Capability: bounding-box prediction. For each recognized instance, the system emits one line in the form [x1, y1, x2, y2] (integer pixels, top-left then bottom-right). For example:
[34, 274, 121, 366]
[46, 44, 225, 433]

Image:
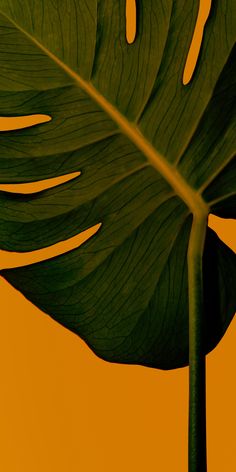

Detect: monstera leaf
[0, 1, 235, 370]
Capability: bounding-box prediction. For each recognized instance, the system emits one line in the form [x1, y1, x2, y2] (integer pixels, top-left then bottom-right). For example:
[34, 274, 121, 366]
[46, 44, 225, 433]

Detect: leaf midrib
[0, 10, 209, 217]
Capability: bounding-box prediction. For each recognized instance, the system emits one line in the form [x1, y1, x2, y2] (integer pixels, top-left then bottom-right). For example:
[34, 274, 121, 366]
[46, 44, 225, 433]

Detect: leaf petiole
[188, 212, 208, 471]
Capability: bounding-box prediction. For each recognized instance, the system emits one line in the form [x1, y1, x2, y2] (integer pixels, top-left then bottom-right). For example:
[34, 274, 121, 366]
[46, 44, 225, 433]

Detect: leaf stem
[188, 212, 208, 472]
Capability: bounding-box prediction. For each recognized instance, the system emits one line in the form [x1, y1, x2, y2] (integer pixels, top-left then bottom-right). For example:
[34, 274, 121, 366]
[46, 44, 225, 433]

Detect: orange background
[0, 2, 235, 471]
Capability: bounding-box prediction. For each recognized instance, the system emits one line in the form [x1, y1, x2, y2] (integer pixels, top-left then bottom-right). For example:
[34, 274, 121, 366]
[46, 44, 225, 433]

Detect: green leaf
[0, 1, 235, 369]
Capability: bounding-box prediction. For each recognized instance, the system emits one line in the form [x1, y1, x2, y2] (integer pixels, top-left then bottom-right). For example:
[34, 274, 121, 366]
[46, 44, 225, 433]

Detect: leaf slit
[126, 0, 137, 44]
[0, 114, 51, 131]
[0, 223, 102, 270]
[183, 0, 212, 85]
[0, 172, 81, 194]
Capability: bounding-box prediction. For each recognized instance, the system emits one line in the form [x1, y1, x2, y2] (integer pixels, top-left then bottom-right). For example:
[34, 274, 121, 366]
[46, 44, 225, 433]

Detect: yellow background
[0, 1, 235, 471]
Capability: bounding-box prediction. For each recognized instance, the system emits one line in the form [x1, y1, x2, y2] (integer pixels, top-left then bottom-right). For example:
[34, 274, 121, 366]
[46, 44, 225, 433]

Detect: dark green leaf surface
[0, 1, 235, 369]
